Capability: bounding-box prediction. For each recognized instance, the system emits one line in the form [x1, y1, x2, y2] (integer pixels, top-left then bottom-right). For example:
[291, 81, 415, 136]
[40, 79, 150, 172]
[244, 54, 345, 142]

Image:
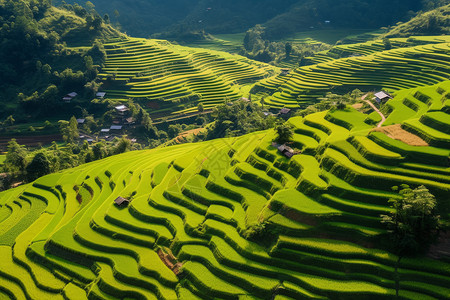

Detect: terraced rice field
[1, 80, 449, 299]
[255, 36, 450, 109]
[99, 37, 276, 117]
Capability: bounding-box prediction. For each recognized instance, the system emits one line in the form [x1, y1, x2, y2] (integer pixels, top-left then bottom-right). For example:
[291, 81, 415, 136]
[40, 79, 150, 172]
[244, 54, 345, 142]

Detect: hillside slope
[253, 36, 450, 109]
[0, 0, 122, 119]
[0, 80, 449, 299]
[59, 0, 426, 38]
[99, 37, 276, 118]
[385, 4, 450, 37]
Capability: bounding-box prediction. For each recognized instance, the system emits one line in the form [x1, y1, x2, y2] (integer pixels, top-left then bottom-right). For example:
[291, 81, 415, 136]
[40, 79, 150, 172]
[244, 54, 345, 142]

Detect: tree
[4, 139, 28, 175]
[85, 1, 95, 13]
[84, 55, 94, 70]
[197, 103, 204, 112]
[275, 122, 294, 144]
[26, 152, 51, 182]
[168, 124, 182, 139]
[381, 184, 441, 256]
[285, 42, 292, 58]
[335, 101, 346, 110]
[113, 9, 120, 19]
[3, 115, 15, 126]
[59, 116, 79, 143]
[113, 137, 131, 154]
[92, 141, 107, 160]
[383, 38, 392, 50]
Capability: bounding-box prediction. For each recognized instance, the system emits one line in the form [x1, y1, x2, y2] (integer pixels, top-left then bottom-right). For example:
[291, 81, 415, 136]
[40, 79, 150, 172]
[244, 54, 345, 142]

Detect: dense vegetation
[1, 1, 450, 299]
[58, 0, 437, 39]
[385, 3, 450, 37]
[0, 78, 449, 298]
[0, 0, 121, 120]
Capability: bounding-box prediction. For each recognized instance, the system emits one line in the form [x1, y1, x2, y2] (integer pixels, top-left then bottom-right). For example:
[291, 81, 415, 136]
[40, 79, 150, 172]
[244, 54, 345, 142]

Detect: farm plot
[255, 41, 450, 109]
[99, 38, 276, 117]
[2, 81, 450, 299]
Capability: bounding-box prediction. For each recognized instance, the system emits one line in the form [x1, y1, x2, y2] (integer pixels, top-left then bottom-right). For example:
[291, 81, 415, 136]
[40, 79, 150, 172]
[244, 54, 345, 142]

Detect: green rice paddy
[256, 36, 450, 109]
[1, 73, 450, 298]
[99, 37, 276, 118]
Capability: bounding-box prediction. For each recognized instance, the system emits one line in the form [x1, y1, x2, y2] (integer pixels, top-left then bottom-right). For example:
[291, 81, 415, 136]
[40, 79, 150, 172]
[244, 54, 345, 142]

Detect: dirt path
[362, 94, 386, 128]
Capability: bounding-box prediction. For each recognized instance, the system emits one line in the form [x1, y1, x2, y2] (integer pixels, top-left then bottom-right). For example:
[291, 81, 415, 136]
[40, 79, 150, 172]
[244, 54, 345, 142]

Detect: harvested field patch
[372, 124, 429, 146]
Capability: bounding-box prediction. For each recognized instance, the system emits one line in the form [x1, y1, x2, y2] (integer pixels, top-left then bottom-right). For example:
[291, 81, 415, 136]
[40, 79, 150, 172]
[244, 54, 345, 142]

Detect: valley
[0, 1, 449, 299]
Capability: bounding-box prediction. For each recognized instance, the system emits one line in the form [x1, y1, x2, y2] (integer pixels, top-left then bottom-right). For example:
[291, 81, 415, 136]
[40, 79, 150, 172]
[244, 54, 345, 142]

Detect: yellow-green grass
[307, 36, 450, 65]
[100, 37, 276, 118]
[257, 42, 450, 109]
[1, 100, 450, 299]
[384, 81, 450, 125]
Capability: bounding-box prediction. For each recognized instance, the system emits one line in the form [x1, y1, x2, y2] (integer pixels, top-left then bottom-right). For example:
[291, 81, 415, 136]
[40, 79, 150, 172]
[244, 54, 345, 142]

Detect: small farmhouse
[115, 105, 129, 115]
[62, 92, 78, 103]
[96, 92, 106, 99]
[374, 91, 392, 103]
[278, 144, 294, 158]
[114, 196, 131, 207]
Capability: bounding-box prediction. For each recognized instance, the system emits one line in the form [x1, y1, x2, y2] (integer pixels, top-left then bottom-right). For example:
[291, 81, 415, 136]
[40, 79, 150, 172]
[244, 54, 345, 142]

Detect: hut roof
[114, 196, 130, 206]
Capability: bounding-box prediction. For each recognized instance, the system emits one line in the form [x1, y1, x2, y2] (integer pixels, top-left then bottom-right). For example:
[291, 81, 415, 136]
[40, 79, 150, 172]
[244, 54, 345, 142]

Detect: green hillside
[58, 0, 427, 39]
[0, 0, 122, 119]
[0, 79, 449, 299]
[254, 36, 450, 109]
[96, 34, 450, 119]
[98, 37, 276, 118]
[384, 4, 450, 38]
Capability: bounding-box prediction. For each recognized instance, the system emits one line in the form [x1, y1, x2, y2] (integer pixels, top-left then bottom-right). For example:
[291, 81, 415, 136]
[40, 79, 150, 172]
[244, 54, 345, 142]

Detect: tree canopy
[381, 184, 441, 256]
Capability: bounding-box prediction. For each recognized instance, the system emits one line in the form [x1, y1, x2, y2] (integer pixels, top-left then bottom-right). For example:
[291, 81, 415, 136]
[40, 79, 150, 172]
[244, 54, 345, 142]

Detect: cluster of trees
[58, 0, 297, 38]
[381, 184, 441, 257]
[294, 89, 364, 117]
[384, 3, 450, 37]
[0, 136, 137, 190]
[242, 25, 329, 64]
[57, 0, 441, 40]
[204, 100, 277, 140]
[0, 0, 113, 121]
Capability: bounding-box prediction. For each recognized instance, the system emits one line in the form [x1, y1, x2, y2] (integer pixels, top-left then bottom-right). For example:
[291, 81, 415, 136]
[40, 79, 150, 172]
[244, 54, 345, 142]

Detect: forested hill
[0, 0, 122, 119]
[385, 3, 450, 37]
[58, 0, 445, 38]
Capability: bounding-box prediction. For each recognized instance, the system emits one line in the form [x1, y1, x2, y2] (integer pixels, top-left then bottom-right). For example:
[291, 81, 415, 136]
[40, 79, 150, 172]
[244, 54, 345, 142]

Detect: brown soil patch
[157, 248, 183, 276]
[372, 124, 429, 146]
[352, 103, 364, 110]
[146, 101, 160, 109]
[175, 128, 206, 143]
[0, 135, 63, 150]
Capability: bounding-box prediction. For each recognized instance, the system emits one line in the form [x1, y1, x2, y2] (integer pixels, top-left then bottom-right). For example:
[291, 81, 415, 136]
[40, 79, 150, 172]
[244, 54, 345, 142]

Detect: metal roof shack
[115, 105, 129, 113]
[280, 68, 291, 75]
[62, 92, 78, 103]
[77, 119, 85, 124]
[374, 91, 392, 103]
[110, 125, 123, 130]
[114, 196, 131, 207]
[279, 108, 291, 114]
[100, 128, 110, 133]
[278, 144, 294, 158]
[125, 117, 135, 125]
[96, 92, 106, 98]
